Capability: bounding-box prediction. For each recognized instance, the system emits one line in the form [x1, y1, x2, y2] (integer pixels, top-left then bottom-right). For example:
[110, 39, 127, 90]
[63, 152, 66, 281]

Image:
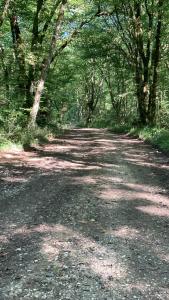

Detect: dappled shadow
[0, 129, 169, 299]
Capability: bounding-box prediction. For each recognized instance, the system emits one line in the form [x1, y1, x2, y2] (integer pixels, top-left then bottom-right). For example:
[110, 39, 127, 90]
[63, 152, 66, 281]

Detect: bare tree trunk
[30, 79, 45, 126]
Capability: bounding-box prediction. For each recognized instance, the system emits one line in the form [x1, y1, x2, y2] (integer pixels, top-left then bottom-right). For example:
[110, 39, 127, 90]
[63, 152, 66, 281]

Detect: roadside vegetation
[129, 127, 169, 153]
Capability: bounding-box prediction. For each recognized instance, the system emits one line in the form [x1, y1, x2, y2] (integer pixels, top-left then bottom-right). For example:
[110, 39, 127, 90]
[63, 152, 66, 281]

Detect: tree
[29, 0, 68, 127]
[96, 0, 165, 125]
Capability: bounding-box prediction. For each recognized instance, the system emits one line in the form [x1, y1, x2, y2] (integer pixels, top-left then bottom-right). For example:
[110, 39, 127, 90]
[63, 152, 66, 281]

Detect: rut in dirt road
[0, 129, 169, 300]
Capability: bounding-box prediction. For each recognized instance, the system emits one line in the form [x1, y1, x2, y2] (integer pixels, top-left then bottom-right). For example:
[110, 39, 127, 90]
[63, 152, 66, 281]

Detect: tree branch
[39, 0, 61, 44]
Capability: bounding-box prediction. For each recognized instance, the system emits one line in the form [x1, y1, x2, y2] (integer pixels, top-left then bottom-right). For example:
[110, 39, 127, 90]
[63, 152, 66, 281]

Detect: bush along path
[0, 129, 169, 300]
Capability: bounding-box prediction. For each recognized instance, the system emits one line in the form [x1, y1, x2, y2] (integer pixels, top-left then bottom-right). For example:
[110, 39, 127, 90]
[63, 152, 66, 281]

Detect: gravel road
[0, 129, 169, 299]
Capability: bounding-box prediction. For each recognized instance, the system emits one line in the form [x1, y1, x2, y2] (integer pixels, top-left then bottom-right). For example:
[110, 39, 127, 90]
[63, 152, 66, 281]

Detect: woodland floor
[0, 129, 169, 300]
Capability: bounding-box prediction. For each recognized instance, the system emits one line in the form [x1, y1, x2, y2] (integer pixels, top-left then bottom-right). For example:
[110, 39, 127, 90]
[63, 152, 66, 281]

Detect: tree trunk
[148, 0, 164, 126]
[29, 79, 45, 127]
[135, 56, 148, 125]
[29, 0, 67, 128]
[10, 14, 27, 98]
[25, 0, 44, 109]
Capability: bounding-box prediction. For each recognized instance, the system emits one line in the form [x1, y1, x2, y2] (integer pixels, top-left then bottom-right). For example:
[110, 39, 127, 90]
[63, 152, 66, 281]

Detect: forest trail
[0, 129, 169, 300]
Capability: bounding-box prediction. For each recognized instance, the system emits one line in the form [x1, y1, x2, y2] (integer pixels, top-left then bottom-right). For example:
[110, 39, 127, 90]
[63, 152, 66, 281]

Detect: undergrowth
[129, 127, 169, 152]
[109, 124, 131, 133]
[0, 126, 58, 151]
[110, 124, 169, 153]
[0, 135, 23, 151]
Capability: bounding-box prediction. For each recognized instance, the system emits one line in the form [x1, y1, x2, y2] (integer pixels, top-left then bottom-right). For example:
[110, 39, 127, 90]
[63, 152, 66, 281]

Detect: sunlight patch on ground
[38, 224, 127, 282]
[0, 150, 103, 172]
[137, 205, 169, 217]
[0, 235, 9, 243]
[41, 237, 60, 261]
[99, 187, 169, 208]
[124, 182, 161, 193]
[125, 157, 169, 170]
[125, 282, 151, 292]
[89, 256, 126, 281]
[106, 226, 140, 240]
[158, 254, 169, 263]
[102, 176, 124, 183]
[71, 176, 97, 184]
[1, 176, 28, 183]
[43, 144, 80, 153]
[111, 138, 142, 145]
[13, 224, 71, 235]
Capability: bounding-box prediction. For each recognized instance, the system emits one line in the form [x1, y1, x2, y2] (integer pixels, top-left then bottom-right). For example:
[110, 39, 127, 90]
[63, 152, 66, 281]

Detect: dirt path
[0, 129, 169, 300]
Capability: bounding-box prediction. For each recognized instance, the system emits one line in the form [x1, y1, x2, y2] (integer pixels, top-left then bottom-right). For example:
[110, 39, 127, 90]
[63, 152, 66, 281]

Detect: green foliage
[0, 125, 56, 151]
[0, 125, 23, 151]
[0, 138, 22, 151]
[129, 127, 169, 153]
[110, 124, 131, 134]
[21, 127, 51, 147]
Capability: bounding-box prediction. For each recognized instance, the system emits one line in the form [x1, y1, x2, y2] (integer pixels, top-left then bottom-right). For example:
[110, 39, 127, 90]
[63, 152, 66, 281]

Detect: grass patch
[0, 126, 58, 152]
[0, 134, 23, 151]
[109, 124, 131, 134]
[109, 124, 169, 153]
[129, 127, 169, 153]
[21, 127, 50, 147]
